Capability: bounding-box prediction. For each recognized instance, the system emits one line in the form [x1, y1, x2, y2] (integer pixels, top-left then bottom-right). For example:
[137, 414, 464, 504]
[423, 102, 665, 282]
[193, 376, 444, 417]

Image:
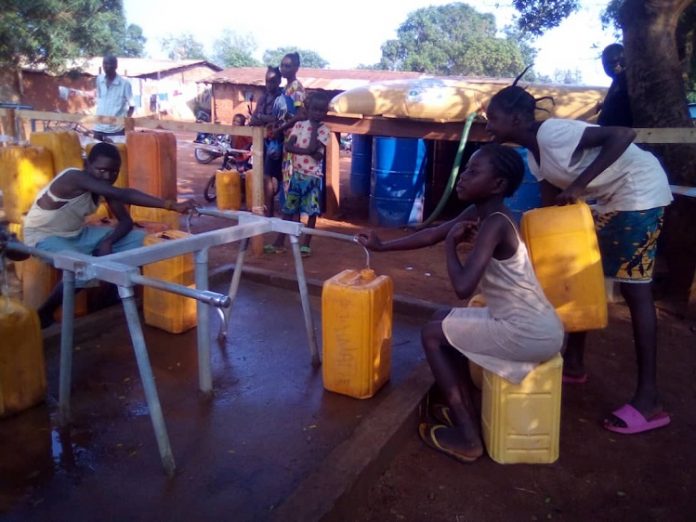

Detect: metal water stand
[192, 208, 370, 351]
[5, 209, 370, 475]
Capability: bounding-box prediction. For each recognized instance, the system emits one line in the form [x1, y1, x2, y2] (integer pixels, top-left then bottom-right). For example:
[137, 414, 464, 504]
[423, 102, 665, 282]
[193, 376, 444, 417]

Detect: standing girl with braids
[485, 73, 672, 435]
[359, 144, 563, 463]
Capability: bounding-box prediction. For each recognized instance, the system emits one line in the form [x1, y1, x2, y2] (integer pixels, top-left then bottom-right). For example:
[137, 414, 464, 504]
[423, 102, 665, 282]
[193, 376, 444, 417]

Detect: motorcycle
[193, 110, 228, 165]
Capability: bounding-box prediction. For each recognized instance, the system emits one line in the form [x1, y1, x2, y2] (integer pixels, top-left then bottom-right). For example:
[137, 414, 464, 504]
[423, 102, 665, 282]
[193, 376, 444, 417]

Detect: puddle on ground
[50, 426, 96, 473]
[0, 411, 97, 513]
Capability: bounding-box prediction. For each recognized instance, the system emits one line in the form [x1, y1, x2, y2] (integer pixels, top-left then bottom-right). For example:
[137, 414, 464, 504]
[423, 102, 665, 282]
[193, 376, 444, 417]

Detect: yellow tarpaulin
[329, 78, 607, 123]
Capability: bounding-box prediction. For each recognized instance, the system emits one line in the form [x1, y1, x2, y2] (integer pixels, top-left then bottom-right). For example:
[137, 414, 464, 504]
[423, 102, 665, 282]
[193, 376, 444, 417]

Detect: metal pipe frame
[6, 210, 366, 473]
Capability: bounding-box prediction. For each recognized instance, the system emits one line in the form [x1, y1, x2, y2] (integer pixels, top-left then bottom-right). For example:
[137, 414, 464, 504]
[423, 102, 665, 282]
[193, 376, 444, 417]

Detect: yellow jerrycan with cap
[321, 268, 393, 399]
[520, 202, 607, 332]
[216, 169, 242, 211]
[142, 230, 197, 333]
[0, 297, 46, 417]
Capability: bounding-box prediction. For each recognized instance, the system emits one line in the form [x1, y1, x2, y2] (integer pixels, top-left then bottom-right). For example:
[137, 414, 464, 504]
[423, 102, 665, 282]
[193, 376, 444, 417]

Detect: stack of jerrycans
[126, 131, 180, 230]
[321, 268, 393, 399]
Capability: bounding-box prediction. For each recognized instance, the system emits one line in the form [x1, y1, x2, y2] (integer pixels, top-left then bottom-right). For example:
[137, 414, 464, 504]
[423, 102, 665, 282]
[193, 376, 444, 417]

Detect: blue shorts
[36, 226, 146, 255]
[594, 207, 664, 283]
[282, 172, 322, 217]
[36, 226, 146, 287]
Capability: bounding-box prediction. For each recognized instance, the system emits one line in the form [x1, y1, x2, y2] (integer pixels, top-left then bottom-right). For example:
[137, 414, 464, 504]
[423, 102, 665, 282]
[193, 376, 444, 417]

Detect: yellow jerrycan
[0, 297, 46, 417]
[29, 130, 83, 174]
[481, 353, 563, 464]
[142, 230, 197, 333]
[520, 202, 607, 332]
[0, 146, 54, 223]
[216, 169, 242, 211]
[321, 269, 393, 399]
[130, 205, 180, 231]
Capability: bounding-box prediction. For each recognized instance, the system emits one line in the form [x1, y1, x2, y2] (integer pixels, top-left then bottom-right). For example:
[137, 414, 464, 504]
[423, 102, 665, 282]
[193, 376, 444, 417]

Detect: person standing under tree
[93, 55, 135, 141]
[597, 44, 633, 127]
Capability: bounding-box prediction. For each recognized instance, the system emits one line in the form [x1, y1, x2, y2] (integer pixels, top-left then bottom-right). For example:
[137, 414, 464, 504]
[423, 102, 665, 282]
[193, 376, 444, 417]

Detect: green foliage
[262, 47, 328, 68]
[377, 3, 527, 77]
[512, 0, 580, 36]
[211, 30, 260, 68]
[122, 24, 146, 57]
[0, 0, 146, 70]
[160, 33, 207, 61]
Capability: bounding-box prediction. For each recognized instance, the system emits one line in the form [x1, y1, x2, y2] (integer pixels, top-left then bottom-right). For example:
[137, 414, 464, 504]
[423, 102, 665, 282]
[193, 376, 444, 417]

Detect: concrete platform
[0, 268, 434, 521]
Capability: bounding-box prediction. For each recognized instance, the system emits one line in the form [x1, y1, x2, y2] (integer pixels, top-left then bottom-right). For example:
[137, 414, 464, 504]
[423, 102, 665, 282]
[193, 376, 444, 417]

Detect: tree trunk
[620, 0, 696, 315]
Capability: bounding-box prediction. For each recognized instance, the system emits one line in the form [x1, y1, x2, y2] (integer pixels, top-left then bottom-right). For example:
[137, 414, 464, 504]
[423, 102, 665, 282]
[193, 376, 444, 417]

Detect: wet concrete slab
[0, 278, 429, 521]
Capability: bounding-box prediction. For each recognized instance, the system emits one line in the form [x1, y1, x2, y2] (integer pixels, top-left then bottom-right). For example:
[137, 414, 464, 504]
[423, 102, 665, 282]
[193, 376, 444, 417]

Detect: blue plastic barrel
[505, 147, 540, 222]
[369, 137, 427, 227]
[350, 134, 372, 197]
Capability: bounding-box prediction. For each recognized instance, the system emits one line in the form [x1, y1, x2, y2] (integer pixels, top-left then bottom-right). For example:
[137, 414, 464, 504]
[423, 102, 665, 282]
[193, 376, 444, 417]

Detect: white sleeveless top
[23, 169, 99, 247]
[442, 213, 564, 383]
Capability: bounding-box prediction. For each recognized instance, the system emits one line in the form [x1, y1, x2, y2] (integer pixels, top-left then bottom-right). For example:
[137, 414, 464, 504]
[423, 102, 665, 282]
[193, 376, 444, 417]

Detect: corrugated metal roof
[23, 57, 223, 77]
[202, 67, 451, 90]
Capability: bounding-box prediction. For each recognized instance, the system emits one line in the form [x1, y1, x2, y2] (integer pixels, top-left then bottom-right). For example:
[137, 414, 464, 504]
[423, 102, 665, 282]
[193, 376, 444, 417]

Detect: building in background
[6, 58, 222, 121]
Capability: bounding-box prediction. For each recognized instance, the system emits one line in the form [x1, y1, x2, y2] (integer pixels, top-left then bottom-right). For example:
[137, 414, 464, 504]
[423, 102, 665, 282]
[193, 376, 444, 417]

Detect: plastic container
[0, 145, 54, 223]
[0, 298, 46, 417]
[130, 206, 180, 231]
[520, 202, 608, 332]
[504, 148, 540, 222]
[126, 131, 177, 200]
[142, 230, 197, 334]
[29, 131, 83, 174]
[321, 269, 393, 399]
[369, 137, 427, 227]
[481, 353, 563, 464]
[216, 169, 242, 210]
[21, 257, 88, 317]
[350, 134, 372, 197]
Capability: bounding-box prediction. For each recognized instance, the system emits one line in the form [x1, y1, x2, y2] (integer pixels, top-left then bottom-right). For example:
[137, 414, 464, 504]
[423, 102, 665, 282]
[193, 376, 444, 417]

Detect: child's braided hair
[477, 143, 525, 198]
[489, 65, 555, 120]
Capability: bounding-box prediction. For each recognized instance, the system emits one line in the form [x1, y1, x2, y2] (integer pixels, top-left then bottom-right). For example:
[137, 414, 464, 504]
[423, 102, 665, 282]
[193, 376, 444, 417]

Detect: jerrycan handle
[351, 234, 371, 270]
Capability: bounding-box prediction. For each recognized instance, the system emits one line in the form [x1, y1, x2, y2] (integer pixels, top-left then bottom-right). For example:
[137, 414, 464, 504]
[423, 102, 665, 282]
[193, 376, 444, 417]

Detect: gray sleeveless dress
[441, 213, 564, 384]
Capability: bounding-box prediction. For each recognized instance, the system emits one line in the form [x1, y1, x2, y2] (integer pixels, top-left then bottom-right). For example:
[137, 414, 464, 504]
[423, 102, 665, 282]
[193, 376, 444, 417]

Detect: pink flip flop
[603, 404, 671, 435]
[562, 372, 589, 385]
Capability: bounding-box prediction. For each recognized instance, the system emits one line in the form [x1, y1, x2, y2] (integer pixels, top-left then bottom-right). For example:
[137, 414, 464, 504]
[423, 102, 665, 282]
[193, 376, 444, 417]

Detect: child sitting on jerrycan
[22, 142, 196, 328]
[359, 143, 564, 463]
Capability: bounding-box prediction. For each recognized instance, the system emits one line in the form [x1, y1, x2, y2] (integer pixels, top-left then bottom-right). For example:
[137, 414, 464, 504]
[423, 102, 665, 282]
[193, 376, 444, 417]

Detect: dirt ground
[177, 132, 696, 521]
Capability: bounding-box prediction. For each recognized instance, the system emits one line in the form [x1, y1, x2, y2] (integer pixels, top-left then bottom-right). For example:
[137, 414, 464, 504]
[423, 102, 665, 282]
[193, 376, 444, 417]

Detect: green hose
[416, 111, 477, 229]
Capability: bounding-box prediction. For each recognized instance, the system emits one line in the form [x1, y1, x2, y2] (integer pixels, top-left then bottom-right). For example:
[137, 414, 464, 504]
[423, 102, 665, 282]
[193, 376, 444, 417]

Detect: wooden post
[248, 126, 265, 256]
[324, 131, 341, 218]
[0, 108, 17, 142]
[124, 116, 135, 133]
